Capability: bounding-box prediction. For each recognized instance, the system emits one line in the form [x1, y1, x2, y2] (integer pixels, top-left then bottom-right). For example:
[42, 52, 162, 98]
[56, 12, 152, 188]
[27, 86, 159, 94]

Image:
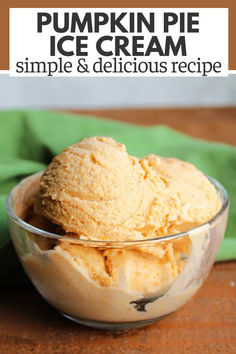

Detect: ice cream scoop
[35, 137, 220, 241]
[35, 137, 155, 240]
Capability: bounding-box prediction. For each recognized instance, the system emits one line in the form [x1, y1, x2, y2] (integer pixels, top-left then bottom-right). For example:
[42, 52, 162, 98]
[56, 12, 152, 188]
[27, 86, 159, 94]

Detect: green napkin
[0, 110, 235, 286]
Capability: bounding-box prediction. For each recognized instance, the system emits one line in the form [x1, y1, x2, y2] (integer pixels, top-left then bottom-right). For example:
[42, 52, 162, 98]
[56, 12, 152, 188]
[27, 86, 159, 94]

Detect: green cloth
[0, 110, 235, 286]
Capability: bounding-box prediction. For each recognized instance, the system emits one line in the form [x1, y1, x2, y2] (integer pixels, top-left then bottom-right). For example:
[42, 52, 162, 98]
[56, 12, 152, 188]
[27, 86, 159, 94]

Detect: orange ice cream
[35, 137, 220, 241]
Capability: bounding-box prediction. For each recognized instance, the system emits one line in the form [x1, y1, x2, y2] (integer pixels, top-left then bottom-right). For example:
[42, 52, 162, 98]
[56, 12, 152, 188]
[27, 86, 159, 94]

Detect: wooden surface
[1, 107, 236, 354]
[71, 107, 236, 146]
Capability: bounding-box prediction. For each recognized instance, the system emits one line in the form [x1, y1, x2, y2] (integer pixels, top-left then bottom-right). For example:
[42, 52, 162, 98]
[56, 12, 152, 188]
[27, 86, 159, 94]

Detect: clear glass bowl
[6, 173, 229, 330]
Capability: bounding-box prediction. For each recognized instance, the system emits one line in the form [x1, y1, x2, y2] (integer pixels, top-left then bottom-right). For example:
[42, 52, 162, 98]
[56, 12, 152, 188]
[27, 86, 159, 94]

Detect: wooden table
[1, 108, 236, 354]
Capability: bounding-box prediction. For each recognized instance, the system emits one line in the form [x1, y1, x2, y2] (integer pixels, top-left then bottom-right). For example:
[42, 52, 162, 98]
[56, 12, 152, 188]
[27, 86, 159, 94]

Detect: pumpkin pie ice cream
[34, 136, 219, 240]
[10, 136, 223, 326]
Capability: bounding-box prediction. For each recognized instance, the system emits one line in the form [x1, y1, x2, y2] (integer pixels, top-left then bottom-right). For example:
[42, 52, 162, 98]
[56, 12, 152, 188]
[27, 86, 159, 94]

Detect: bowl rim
[5, 172, 229, 247]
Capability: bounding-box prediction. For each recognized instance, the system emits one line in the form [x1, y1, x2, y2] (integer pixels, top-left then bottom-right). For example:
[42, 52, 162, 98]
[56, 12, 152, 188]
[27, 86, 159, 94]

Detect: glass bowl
[6, 173, 229, 330]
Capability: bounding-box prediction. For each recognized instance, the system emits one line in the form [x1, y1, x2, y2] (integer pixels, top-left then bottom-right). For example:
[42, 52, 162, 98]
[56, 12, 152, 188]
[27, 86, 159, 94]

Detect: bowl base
[61, 312, 167, 330]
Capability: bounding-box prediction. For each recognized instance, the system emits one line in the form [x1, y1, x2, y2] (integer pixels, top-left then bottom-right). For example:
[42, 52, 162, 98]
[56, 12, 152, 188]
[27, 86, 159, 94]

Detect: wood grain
[1, 107, 236, 354]
[69, 107, 236, 146]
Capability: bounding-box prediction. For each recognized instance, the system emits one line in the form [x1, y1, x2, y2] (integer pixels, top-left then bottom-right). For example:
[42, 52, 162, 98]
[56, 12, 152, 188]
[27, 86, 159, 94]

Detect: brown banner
[0, 0, 235, 70]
